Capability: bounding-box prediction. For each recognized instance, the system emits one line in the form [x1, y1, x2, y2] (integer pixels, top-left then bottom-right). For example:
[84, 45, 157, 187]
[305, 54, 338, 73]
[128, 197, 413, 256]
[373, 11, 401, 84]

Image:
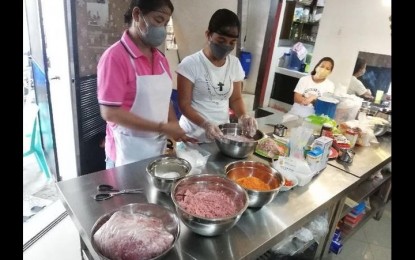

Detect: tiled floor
[23, 153, 65, 244]
[329, 201, 391, 260]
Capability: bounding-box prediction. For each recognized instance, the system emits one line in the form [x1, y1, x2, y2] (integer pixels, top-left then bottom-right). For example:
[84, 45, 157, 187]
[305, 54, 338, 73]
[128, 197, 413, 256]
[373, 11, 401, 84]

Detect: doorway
[23, 0, 78, 250]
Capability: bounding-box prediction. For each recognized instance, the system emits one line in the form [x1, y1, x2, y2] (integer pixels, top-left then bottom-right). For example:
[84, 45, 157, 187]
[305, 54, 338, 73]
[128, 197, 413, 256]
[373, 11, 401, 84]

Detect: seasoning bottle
[320, 123, 333, 137]
[344, 129, 358, 148]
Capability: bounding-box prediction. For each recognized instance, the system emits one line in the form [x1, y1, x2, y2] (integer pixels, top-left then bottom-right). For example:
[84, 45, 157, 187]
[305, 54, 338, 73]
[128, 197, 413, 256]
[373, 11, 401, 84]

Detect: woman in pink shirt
[97, 0, 195, 168]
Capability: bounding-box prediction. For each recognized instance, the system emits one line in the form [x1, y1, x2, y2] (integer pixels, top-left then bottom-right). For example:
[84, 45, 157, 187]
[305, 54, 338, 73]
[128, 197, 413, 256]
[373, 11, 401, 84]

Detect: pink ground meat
[176, 189, 238, 218]
[93, 211, 174, 260]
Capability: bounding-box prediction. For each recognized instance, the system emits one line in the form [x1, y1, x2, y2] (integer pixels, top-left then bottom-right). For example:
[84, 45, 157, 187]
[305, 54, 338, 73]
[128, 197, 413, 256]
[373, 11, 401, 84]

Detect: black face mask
[209, 41, 234, 60]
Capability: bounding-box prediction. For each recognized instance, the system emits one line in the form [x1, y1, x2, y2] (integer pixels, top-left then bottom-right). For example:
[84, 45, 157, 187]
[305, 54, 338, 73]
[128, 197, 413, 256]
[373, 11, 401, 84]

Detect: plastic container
[334, 96, 363, 124]
[320, 123, 333, 137]
[272, 156, 314, 186]
[283, 52, 291, 68]
[239, 51, 252, 79]
[288, 50, 303, 71]
[314, 96, 339, 119]
[175, 142, 210, 170]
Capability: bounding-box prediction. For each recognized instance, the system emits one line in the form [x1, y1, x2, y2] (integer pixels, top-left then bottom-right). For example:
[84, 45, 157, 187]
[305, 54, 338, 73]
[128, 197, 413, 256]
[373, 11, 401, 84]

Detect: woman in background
[287, 57, 335, 118]
[347, 57, 374, 101]
[176, 9, 257, 142]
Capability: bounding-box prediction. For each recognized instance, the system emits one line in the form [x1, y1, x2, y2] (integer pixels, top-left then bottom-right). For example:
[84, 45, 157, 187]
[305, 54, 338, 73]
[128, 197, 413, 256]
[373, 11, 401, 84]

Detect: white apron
[113, 57, 172, 167]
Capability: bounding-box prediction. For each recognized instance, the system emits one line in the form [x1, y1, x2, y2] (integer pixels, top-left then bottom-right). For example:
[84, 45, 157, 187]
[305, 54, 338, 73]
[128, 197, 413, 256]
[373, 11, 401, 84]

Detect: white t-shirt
[294, 75, 335, 97]
[347, 76, 368, 96]
[176, 50, 245, 142]
[288, 75, 335, 118]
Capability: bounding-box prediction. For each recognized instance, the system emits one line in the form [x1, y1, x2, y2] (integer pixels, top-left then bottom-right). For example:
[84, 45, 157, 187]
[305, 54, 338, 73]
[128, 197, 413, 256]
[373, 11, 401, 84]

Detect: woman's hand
[159, 122, 198, 143]
[201, 121, 224, 140]
[238, 114, 258, 137]
[302, 94, 317, 105]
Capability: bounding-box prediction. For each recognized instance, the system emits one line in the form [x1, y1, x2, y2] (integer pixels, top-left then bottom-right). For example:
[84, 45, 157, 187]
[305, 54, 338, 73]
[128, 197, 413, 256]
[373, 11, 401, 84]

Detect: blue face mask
[209, 41, 234, 60]
[138, 15, 167, 47]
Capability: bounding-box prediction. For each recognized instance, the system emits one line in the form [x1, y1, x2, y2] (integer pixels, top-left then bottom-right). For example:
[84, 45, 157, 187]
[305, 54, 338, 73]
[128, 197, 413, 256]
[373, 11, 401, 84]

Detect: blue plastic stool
[23, 104, 51, 179]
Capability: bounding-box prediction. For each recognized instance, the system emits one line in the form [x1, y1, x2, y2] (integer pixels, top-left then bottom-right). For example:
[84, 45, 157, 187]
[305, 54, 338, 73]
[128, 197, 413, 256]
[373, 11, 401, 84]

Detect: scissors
[97, 184, 119, 192]
[94, 184, 143, 201]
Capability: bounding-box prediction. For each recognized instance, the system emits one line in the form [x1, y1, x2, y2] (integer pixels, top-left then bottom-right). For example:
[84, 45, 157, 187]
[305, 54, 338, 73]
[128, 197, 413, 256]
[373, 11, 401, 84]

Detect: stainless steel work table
[56, 140, 360, 260]
[327, 133, 391, 178]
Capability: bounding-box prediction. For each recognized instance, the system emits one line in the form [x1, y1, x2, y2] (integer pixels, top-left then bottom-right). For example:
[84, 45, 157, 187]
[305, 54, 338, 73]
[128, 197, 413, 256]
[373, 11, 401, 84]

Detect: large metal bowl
[171, 174, 249, 236]
[373, 123, 391, 137]
[225, 161, 285, 208]
[91, 203, 180, 260]
[147, 156, 192, 193]
[215, 123, 264, 159]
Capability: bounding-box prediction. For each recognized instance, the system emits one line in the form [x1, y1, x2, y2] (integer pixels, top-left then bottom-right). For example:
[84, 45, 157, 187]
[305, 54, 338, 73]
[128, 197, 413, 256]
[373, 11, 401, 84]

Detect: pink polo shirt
[97, 30, 172, 162]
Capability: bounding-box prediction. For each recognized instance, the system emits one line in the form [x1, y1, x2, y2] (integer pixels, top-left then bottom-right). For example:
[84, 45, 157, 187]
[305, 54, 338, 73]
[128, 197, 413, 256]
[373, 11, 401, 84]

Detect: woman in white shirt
[176, 9, 257, 142]
[288, 57, 335, 118]
[347, 58, 374, 101]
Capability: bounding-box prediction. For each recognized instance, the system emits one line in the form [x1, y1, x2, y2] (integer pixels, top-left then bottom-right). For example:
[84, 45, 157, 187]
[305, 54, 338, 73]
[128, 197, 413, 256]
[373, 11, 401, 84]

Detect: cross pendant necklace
[217, 82, 224, 91]
[199, 52, 230, 93]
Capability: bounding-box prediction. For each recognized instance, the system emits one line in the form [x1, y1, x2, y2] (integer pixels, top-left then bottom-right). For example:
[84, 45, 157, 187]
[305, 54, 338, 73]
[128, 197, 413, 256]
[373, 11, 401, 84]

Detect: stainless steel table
[56, 142, 359, 260]
[327, 133, 391, 178]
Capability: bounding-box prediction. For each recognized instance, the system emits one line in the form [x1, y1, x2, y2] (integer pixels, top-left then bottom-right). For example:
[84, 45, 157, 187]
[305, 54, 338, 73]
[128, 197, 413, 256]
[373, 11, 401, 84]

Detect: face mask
[315, 67, 331, 79]
[209, 41, 234, 60]
[138, 15, 167, 47]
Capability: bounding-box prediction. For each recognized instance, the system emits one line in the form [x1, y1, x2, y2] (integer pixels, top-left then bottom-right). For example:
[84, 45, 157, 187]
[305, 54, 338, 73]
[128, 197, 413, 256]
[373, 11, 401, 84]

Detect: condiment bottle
[344, 129, 358, 148]
[320, 123, 333, 138]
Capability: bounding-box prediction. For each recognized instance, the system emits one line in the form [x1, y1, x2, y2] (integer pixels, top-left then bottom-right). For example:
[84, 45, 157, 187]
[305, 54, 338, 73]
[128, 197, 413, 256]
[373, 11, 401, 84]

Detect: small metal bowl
[91, 203, 180, 260]
[147, 156, 192, 193]
[171, 174, 249, 236]
[225, 161, 285, 208]
[215, 123, 264, 159]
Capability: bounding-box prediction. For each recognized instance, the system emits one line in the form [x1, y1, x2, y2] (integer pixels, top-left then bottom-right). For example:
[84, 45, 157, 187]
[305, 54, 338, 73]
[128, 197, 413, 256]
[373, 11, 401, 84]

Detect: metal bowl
[215, 123, 264, 159]
[91, 203, 180, 260]
[147, 156, 192, 193]
[171, 174, 249, 236]
[225, 161, 285, 208]
[373, 123, 390, 137]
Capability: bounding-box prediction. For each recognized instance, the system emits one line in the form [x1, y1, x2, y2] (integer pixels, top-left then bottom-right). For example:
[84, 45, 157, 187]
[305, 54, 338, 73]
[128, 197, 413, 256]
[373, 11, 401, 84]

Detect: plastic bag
[270, 227, 313, 256]
[304, 213, 329, 242]
[292, 42, 308, 60]
[271, 212, 328, 256]
[175, 142, 210, 172]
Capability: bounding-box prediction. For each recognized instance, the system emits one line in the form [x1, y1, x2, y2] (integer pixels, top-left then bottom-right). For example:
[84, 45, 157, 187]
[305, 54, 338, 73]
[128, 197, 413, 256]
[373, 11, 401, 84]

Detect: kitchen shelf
[339, 195, 387, 244]
[279, 0, 324, 44]
[275, 67, 307, 78]
[340, 170, 392, 219]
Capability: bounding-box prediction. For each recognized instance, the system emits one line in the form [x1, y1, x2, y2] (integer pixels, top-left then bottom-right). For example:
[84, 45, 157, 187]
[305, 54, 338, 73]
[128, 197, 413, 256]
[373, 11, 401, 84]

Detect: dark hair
[311, 57, 335, 75]
[124, 0, 174, 25]
[353, 57, 367, 75]
[208, 9, 240, 38]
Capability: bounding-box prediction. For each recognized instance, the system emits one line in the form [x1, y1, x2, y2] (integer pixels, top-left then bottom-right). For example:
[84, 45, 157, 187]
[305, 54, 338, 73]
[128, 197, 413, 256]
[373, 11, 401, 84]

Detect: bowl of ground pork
[91, 203, 180, 260]
[171, 174, 249, 236]
[215, 123, 265, 159]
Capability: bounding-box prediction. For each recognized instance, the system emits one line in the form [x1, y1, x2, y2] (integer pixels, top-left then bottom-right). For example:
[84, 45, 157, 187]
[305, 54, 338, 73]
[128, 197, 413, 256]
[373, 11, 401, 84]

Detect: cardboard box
[311, 136, 333, 172]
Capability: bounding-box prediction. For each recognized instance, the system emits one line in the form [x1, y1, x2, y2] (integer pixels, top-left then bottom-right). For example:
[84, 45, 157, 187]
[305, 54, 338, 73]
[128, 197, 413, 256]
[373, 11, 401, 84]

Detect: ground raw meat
[223, 134, 254, 142]
[257, 138, 284, 157]
[93, 211, 174, 260]
[176, 189, 238, 218]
